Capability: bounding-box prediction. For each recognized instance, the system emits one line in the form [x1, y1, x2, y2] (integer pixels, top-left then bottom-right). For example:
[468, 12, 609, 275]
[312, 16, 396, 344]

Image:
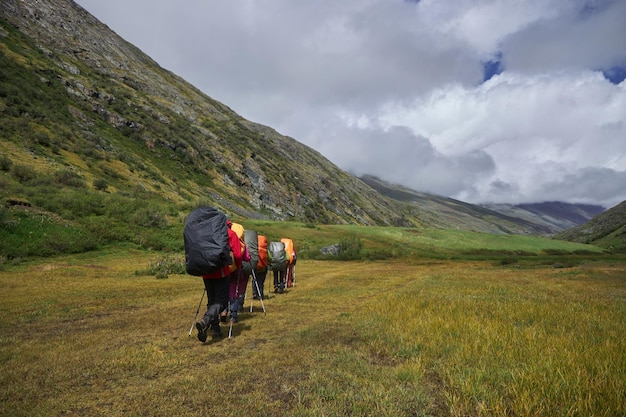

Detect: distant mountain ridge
[360, 175, 606, 235]
[361, 176, 564, 235]
[482, 202, 605, 234]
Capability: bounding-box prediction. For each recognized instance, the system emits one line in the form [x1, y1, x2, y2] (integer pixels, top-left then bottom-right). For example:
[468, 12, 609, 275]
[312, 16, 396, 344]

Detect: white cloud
[379, 70, 626, 206]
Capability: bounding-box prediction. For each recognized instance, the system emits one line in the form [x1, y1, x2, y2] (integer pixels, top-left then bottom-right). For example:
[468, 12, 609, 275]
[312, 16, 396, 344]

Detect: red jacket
[202, 228, 242, 279]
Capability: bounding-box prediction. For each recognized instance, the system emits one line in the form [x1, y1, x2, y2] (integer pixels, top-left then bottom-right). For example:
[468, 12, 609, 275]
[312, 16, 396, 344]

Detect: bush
[0, 155, 12, 171]
[54, 169, 86, 188]
[93, 178, 108, 191]
[142, 254, 186, 279]
[337, 237, 363, 261]
[132, 207, 168, 228]
[11, 164, 36, 182]
[500, 257, 518, 265]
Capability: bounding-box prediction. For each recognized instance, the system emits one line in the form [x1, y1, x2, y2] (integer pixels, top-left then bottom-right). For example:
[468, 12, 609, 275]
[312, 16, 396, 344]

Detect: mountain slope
[359, 175, 554, 235]
[482, 202, 605, 234]
[0, 0, 412, 226]
[554, 200, 626, 252]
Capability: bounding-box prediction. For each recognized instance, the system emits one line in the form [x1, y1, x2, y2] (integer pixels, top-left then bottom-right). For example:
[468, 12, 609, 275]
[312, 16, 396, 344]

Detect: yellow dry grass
[0, 252, 624, 416]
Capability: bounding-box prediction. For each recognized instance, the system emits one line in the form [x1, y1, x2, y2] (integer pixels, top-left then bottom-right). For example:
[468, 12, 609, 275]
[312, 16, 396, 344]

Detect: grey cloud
[501, 0, 626, 73]
[540, 168, 626, 209]
[315, 124, 496, 198]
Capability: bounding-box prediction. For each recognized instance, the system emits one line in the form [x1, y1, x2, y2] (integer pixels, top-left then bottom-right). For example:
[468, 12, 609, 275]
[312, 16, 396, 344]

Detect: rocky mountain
[0, 0, 604, 238]
[1, 0, 410, 226]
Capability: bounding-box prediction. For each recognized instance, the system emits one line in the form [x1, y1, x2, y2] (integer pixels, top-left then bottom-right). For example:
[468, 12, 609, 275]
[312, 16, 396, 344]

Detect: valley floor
[1, 253, 625, 416]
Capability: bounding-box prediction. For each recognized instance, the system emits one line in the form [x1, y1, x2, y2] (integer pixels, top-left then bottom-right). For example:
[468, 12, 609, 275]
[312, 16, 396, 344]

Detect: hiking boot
[196, 321, 208, 343]
[209, 323, 222, 339]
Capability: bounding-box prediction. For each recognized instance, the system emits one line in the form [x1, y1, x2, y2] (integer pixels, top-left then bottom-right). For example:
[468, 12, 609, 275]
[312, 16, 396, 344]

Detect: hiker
[195, 217, 242, 342]
[281, 238, 296, 288]
[269, 241, 287, 293]
[253, 234, 269, 300]
[287, 248, 297, 287]
[225, 220, 250, 323]
[272, 264, 285, 293]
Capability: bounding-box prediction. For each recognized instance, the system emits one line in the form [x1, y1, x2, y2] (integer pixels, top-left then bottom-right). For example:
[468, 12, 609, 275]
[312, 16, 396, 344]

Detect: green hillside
[1, 0, 417, 228]
[555, 200, 626, 253]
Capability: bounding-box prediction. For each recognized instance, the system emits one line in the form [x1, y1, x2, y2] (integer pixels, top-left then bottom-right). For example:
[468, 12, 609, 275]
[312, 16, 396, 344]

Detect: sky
[74, 0, 626, 209]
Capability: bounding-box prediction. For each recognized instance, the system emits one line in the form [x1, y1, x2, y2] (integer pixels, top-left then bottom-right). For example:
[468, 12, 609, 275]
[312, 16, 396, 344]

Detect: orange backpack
[281, 238, 294, 265]
[256, 235, 268, 270]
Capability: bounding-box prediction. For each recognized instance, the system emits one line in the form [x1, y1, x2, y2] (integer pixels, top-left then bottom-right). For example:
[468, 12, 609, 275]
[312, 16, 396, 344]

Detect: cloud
[75, 0, 626, 209]
[501, 0, 626, 74]
[305, 119, 497, 198]
[378, 70, 626, 207]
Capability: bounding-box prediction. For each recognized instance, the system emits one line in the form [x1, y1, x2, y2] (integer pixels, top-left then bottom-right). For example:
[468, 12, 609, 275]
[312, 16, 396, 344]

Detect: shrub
[500, 257, 518, 265]
[132, 207, 167, 228]
[142, 254, 186, 279]
[337, 236, 363, 261]
[54, 169, 86, 188]
[93, 178, 108, 191]
[0, 155, 12, 171]
[11, 164, 36, 182]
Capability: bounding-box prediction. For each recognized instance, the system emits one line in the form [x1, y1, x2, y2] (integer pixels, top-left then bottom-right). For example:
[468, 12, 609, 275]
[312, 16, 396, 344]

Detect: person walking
[269, 241, 287, 293]
[226, 221, 249, 323]
[195, 218, 242, 342]
[253, 234, 269, 300]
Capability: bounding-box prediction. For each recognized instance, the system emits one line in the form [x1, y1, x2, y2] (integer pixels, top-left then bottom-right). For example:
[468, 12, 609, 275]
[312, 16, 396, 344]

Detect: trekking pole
[250, 270, 266, 315]
[188, 289, 206, 337]
[249, 272, 255, 312]
[229, 269, 243, 339]
[228, 299, 234, 339]
[249, 269, 256, 312]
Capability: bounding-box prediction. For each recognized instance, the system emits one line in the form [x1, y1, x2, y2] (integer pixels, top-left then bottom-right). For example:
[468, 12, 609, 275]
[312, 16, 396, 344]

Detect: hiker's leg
[256, 269, 267, 299]
[273, 270, 279, 292]
[198, 278, 215, 329]
[196, 278, 218, 342]
[206, 275, 228, 338]
[279, 270, 285, 292]
[237, 274, 249, 310]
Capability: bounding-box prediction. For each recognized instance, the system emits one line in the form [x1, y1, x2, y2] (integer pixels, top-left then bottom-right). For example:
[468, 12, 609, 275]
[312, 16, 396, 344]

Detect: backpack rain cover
[183, 207, 231, 276]
[268, 241, 287, 272]
[243, 230, 259, 274]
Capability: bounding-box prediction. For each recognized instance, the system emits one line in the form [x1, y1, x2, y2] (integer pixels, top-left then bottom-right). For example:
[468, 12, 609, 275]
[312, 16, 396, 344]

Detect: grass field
[1, 246, 624, 416]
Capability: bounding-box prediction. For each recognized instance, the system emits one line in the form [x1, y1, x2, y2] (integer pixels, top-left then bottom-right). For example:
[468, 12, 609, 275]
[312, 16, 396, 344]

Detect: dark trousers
[273, 269, 285, 292]
[201, 275, 230, 326]
[253, 269, 267, 299]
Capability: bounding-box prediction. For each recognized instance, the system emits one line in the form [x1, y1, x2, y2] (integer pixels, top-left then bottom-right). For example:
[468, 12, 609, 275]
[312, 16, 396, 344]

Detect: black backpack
[183, 207, 231, 276]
